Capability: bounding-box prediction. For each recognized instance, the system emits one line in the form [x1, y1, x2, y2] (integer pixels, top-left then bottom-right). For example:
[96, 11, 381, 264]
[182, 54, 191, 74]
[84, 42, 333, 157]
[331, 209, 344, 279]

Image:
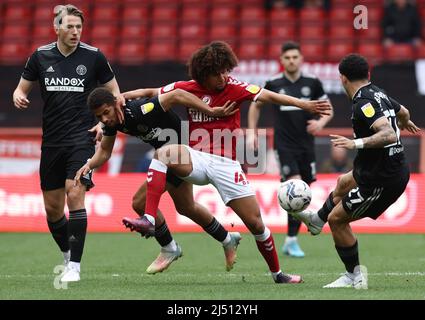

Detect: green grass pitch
[0, 232, 424, 300]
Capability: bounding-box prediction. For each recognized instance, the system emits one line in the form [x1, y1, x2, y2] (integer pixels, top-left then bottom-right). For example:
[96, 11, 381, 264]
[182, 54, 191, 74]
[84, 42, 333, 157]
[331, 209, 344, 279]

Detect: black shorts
[342, 170, 410, 220]
[166, 171, 183, 188]
[275, 149, 317, 184]
[40, 145, 95, 191]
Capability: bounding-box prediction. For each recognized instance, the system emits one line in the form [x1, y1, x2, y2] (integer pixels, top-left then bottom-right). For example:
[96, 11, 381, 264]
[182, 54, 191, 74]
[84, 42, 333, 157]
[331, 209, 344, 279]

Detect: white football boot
[290, 210, 324, 235]
[61, 261, 80, 282]
[323, 271, 367, 289]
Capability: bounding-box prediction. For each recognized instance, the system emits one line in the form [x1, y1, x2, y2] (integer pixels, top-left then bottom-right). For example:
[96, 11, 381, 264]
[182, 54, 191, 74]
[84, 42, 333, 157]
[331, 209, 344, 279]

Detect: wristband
[354, 139, 364, 149]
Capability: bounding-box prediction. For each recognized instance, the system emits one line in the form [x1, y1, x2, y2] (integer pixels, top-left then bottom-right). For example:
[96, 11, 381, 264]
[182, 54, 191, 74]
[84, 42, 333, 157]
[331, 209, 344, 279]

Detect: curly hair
[188, 41, 238, 86]
[339, 54, 369, 81]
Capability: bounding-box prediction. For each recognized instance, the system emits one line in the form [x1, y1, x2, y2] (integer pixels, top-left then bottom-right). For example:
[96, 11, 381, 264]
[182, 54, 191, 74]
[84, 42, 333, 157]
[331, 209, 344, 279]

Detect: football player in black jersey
[74, 87, 240, 274]
[248, 41, 334, 258]
[291, 54, 420, 288]
[12, 5, 124, 282]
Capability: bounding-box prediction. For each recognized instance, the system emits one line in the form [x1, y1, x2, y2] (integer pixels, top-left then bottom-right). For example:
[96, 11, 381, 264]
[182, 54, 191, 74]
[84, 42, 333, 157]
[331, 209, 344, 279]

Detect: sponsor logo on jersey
[202, 95, 212, 105]
[44, 77, 85, 92]
[361, 103, 375, 118]
[163, 83, 175, 93]
[76, 65, 87, 76]
[139, 127, 161, 141]
[246, 84, 261, 94]
[301, 86, 311, 96]
[141, 102, 155, 115]
[46, 66, 55, 73]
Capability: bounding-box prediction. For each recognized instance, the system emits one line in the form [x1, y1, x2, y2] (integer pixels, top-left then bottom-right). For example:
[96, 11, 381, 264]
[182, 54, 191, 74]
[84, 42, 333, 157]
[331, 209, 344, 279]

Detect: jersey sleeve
[312, 79, 328, 100]
[102, 125, 117, 136]
[95, 50, 115, 85]
[389, 97, 402, 113]
[354, 99, 385, 129]
[21, 52, 39, 81]
[159, 81, 190, 94]
[228, 80, 264, 103]
[128, 96, 163, 122]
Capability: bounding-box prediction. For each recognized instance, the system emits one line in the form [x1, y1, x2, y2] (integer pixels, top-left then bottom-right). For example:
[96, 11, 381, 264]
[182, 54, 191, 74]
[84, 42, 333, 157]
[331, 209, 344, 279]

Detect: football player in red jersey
[121, 41, 331, 283]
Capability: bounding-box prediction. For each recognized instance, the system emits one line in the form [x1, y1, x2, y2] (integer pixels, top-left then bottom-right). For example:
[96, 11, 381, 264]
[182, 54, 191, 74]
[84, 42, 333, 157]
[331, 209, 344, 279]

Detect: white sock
[285, 236, 297, 244]
[221, 233, 231, 246]
[144, 214, 156, 226]
[163, 240, 177, 252]
[253, 227, 271, 242]
[68, 261, 80, 272]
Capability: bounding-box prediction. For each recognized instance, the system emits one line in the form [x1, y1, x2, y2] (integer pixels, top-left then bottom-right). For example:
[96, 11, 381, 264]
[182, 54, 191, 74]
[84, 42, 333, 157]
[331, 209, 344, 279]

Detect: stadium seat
[385, 44, 415, 62]
[179, 24, 207, 41]
[357, 43, 384, 64]
[329, 25, 354, 42]
[34, 5, 54, 23]
[239, 25, 266, 41]
[181, 6, 208, 23]
[3, 5, 31, 22]
[367, 7, 383, 24]
[329, 8, 353, 22]
[267, 41, 284, 59]
[152, 7, 178, 22]
[299, 8, 326, 25]
[0, 41, 28, 65]
[91, 24, 119, 41]
[211, 7, 237, 23]
[240, 7, 266, 23]
[91, 40, 116, 62]
[209, 25, 237, 42]
[269, 8, 297, 24]
[332, 0, 354, 9]
[178, 40, 205, 62]
[122, 6, 149, 22]
[355, 25, 382, 43]
[416, 43, 425, 59]
[270, 25, 296, 42]
[299, 43, 325, 62]
[151, 23, 178, 40]
[147, 41, 177, 62]
[33, 24, 56, 42]
[299, 25, 325, 42]
[238, 42, 266, 60]
[92, 6, 120, 23]
[121, 23, 149, 40]
[327, 43, 354, 62]
[2, 25, 30, 42]
[117, 42, 145, 65]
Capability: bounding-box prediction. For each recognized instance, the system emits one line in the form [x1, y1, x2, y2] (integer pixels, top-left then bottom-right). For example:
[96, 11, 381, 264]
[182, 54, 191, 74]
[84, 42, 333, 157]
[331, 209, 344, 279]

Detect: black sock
[203, 217, 228, 242]
[68, 209, 87, 263]
[47, 214, 69, 253]
[287, 214, 301, 237]
[335, 240, 359, 273]
[318, 192, 335, 223]
[155, 221, 173, 247]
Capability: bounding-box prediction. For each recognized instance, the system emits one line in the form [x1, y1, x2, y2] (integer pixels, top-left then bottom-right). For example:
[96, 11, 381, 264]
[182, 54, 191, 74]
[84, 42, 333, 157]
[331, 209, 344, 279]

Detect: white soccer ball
[278, 179, 312, 212]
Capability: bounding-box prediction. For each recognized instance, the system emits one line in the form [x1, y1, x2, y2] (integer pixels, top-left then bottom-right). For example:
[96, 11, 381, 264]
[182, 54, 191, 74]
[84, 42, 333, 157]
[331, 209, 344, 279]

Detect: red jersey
[159, 77, 263, 159]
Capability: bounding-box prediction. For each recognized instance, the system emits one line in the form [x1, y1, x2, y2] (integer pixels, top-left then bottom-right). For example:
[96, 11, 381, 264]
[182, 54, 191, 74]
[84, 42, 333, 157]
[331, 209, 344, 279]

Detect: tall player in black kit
[248, 42, 333, 257]
[12, 5, 124, 282]
[75, 87, 240, 274]
[292, 54, 420, 288]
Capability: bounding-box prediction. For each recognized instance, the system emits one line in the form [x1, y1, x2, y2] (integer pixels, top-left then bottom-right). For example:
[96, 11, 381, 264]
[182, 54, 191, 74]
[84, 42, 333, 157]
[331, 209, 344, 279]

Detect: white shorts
[179, 146, 255, 205]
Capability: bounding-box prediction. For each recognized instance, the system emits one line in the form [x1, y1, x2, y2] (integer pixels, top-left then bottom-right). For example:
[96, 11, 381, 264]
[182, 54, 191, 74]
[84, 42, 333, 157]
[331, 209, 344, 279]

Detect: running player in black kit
[248, 42, 333, 257]
[74, 87, 241, 274]
[12, 5, 124, 282]
[291, 54, 420, 288]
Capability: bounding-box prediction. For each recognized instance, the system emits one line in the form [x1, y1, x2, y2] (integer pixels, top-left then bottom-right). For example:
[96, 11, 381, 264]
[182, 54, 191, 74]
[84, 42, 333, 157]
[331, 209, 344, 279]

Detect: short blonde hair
[53, 4, 84, 27]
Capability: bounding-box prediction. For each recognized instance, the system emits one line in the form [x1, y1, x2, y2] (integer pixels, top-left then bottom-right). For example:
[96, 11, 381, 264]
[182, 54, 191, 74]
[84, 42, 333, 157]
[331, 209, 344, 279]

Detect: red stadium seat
[2, 25, 30, 42]
[270, 25, 297, 42]
[357, 43, 384, 64]
[327, 43, 354, 62]
[33, 24, 56, 41]
[356, 26, 382, 43]
[147, 41, 177, 62]
[357, 0, 384, 7]
[329, 25, 354, 42]
[329, 8, 353, 22]
[152, 7, 178, 22]
[34, 5, 54, 22]
[92, 6, 120, 23]
[91, 24, 119, 41]
[238, 42, 266, 60]
[367, 7, 383, 24]
[211, 7, 237, 23]
[239, 25, 266, 40]
[416, 43, 425, 59]
[299, 25, 325, 42]
[0, 42, 28, 65]
[117, 42, 145, 65]
[151, 23, 178, 40]
[122, 6, 149, 22]
[269, 8, 297, 24]
[182, 6, 208, 23]
[121, 23, 148, 41]
[332, 0, 354, 9]
[385, 44, 415, 62]
[267, 41, 284, 59]
[240, 7, 266, 23]
[91, 40, 116, 62]
[178, 41, 205, 62]
[209, 25, 237, 42]
[4, 5, 31, 22]
[300, 43, 325, 62]
[179, 24, 207, 41]
[299, 8, 326, 24]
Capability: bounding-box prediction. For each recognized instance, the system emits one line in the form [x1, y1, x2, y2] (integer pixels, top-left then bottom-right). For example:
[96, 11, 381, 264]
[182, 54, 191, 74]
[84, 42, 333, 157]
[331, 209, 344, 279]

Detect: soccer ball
[278, 179, 312, 212]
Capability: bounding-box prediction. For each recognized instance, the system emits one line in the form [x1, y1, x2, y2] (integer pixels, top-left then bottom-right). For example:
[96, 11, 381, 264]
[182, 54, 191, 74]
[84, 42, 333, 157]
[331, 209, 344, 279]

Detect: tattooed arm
[330, 117, 396, 150]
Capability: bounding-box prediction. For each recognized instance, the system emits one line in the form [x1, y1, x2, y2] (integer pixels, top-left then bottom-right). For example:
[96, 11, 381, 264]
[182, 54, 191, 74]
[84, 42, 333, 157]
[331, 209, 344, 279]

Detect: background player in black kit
[292, 54, 420, 288]
[75, 87, 241, 274]
[12, 5, 124, 282]
[248, 42, 333, 257]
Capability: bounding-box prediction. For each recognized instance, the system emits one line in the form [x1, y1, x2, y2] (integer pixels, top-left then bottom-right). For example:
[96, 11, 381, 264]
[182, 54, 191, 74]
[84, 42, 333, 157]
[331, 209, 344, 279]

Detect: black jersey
[21, 42, 115, 147]
[103, 96, 182, 149]
[264, 73, 328, 151]
[351, 83, 408, 186]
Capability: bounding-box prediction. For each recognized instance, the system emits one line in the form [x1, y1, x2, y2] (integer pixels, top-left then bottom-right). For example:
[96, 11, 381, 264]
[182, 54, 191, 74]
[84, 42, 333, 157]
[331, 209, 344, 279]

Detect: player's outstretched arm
[123, 88, 159, 100]
[396, 105, 421, 134]
[257, 88, 332, 116]
[13, 78, 34, 109]
[74, 135, 116, 186]
[247, 101, 266, 150]
[159, 89, 237, 117]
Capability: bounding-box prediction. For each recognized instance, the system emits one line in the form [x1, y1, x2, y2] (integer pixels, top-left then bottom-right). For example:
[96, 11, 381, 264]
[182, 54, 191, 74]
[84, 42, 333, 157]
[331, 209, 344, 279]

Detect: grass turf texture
[0, 233, 424, 300]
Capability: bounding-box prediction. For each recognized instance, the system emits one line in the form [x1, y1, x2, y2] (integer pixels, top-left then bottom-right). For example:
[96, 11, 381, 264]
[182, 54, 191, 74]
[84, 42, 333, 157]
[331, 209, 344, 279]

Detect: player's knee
[44, 202, 63, 218]
[66, 189, 84, 207]
[246, 215, 264, 234]
[328, 213, 345, 230]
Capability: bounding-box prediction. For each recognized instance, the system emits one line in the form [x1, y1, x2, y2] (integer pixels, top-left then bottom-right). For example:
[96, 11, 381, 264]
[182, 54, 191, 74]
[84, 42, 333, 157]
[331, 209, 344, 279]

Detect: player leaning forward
[291, 54, 420, 288]
[12, 5, 124, 282]
[122, 41, 331, 283]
